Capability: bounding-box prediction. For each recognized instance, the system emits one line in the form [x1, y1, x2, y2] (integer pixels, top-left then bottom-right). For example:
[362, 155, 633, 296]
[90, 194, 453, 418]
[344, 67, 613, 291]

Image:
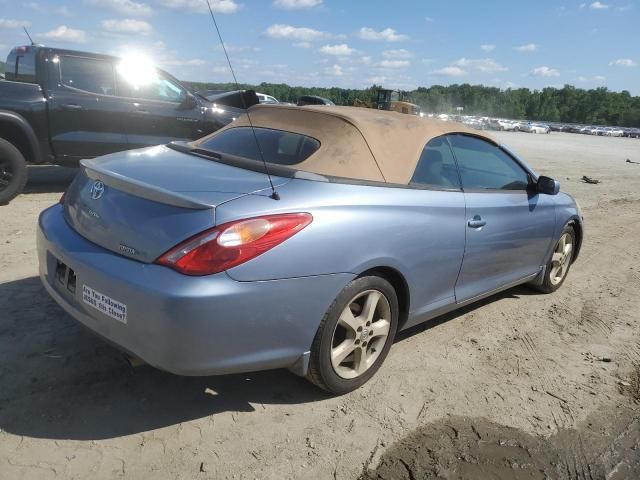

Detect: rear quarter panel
[217, 179, 467, 319]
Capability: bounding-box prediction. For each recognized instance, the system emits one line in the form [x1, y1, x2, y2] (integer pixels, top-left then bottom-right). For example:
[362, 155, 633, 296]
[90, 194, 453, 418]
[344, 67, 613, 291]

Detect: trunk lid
[63, 145, 287, 263]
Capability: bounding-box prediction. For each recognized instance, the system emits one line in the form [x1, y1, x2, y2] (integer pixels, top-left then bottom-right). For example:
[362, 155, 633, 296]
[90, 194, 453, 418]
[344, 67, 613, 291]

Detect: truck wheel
[0, 138, 28, 205]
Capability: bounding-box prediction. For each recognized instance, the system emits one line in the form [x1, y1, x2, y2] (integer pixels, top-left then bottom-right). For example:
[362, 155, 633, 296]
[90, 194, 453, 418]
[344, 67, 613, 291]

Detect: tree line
[185, 81, 640, 127]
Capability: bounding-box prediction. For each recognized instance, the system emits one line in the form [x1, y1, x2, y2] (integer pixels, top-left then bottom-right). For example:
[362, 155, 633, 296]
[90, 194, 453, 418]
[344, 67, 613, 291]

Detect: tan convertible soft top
[200, 104, 496, 184]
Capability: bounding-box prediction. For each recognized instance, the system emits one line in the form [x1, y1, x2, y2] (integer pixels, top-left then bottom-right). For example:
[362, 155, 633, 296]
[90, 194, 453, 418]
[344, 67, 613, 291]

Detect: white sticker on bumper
[82, 284, 127, 324]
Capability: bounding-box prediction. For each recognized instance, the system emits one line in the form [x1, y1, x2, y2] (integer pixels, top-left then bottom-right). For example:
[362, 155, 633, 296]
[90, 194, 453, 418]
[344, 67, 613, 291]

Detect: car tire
[535, 224, 576, 294]
[0, 138, 28, 205]
[306, 275, 399, 395]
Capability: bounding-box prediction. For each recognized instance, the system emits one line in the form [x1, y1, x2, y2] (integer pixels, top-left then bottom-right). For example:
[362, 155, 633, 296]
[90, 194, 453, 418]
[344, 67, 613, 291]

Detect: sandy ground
[0, 132, 639, 480]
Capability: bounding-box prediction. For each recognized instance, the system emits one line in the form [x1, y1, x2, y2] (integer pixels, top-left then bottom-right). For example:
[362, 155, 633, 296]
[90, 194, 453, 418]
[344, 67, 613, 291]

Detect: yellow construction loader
[375, 89, 421, 115]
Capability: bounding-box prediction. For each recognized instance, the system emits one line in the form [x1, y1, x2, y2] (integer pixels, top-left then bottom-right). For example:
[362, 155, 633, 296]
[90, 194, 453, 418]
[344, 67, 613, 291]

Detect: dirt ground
[1, 132, 639, 480]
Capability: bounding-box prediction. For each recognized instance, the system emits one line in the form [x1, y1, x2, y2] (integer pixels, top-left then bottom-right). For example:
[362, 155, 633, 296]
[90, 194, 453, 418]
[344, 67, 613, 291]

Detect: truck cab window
[59, 56, 116, 96]
[116, 67, 187, 103]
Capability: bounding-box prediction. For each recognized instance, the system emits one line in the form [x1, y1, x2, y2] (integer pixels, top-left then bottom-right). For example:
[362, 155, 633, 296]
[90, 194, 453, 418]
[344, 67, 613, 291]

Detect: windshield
[198, 127, 320, 166]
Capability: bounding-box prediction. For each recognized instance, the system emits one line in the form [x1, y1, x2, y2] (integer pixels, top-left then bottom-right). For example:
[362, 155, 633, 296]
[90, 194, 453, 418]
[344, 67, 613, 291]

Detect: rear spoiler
[81, 159, 213, 210]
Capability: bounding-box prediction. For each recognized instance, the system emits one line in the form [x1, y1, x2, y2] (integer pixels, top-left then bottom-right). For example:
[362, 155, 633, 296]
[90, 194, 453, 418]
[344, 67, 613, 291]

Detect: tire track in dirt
[512, 319, 600, 479]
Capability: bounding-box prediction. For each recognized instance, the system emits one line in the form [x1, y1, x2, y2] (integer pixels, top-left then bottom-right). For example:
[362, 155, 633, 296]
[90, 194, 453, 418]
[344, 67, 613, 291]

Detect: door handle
[468, 215, 486, 228]
[60, 103, 84, 111]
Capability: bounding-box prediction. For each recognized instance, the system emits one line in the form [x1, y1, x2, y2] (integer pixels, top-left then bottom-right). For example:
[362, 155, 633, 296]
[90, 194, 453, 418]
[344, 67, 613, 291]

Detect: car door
[47, 54, 130, 159]
[448, 134, 555, 303]
[402, 136, 466, 327]
[115, 67, 203, 149]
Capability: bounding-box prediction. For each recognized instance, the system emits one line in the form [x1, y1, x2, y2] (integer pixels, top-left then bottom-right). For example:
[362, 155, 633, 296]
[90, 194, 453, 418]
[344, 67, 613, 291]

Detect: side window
[448, 135, 530, 191]
[59, 56, 116, 95]
[411, 136, 461, 189]
[116, 67, 187, 103]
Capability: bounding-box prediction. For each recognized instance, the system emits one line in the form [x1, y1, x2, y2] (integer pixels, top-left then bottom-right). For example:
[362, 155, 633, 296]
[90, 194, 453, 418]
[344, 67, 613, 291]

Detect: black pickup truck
[0, 45, 244, 204]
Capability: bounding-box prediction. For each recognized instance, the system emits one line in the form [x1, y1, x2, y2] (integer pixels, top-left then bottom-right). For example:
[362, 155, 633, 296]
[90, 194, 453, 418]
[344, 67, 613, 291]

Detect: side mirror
[537, 175, 560, 195]
[178, 94, 198, 110]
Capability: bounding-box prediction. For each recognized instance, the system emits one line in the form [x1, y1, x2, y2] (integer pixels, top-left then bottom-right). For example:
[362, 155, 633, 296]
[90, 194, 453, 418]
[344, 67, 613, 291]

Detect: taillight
[156, 213, 313, 276]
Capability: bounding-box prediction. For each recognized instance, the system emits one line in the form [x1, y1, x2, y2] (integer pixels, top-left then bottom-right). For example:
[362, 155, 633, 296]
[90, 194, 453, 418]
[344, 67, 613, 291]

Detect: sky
[0, 0, 639, 94]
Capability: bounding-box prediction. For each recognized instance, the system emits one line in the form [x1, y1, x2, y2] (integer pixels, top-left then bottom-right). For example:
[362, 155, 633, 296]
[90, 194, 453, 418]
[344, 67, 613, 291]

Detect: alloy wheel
[330, 289, 391, 379]
[549, 233, 573, 285]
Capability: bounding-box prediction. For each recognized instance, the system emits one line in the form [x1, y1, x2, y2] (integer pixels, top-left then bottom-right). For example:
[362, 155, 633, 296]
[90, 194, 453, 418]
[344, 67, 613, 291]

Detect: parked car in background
[256, 92, 279, 104]
[623, 128, 640, 138]
[202, 89, 259, 109]
[488, 119, 519, 131]
[38, 105, 582, 394]
[605, 127, 624, 137]
[0, 45, 241, 204]
[521, 123, 550, 134]
[297, 95, 335, 106]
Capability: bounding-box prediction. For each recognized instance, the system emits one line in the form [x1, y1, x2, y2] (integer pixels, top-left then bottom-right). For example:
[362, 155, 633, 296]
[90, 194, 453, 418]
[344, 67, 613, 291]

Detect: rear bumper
[38, 204, 353, 376]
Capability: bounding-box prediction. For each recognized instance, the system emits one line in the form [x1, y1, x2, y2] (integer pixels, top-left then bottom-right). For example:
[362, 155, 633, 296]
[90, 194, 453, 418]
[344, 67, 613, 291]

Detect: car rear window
[198, 127, 320, 165]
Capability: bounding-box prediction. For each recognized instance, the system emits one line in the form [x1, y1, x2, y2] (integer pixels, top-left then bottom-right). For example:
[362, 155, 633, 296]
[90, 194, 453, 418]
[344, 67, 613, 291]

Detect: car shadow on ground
[0, 275, 540, 441]
[24, 165, 78, 194]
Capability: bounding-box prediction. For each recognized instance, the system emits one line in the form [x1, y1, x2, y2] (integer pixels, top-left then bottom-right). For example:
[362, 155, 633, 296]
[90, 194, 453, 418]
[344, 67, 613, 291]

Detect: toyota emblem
[90, 180, 105, 200]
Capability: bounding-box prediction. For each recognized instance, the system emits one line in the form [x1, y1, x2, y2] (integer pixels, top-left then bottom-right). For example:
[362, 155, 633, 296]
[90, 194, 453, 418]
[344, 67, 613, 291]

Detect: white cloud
[382, 48, 413, 59]
[264, 24, 335, 41]
[293, 41, 312, 48]
[530, 66, 560, 77]
[273, 0, 322, 9]
[610, 58, 637, 67]
[102, 19, 152, 35]
[515, 43, 537, 52]
[453, 57, 507, 73]
[378, 60, 410, 68]
[358, 27, 408, 42]
[480, 44, 496, 52]
[360, 56, 372, 65]
[319, 44, 355, 56]
[579, 3, 587, 8]
[89, 0, 152, 17]
[432, 66, 467, 77]
[325, 64, 343, 76]
[366, 75, 386, 84]
[590, 1, 608, 9]
[161, 58, 206, 66]
[218, 42, 260, 53]
[594, 75, 606, 81]
[425, 16, 434, 22]
[160, 0, 239, 14]
[0, 18, 30, 29]
[40, 25, 87, 43]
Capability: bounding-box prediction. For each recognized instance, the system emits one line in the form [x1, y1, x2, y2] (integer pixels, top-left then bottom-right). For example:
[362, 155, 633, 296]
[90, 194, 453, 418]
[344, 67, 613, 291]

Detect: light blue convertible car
[37, 105, 583, 394]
